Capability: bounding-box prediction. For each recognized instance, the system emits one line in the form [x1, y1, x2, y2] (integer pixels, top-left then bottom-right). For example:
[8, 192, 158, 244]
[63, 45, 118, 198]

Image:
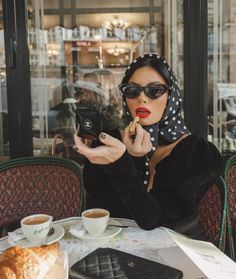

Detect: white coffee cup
[82, 208, 109, 237]
[21, 214, 53, 245]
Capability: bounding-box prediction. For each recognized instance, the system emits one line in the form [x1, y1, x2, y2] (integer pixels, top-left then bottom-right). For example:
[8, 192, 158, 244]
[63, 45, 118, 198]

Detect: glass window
[76, 0, 149, 9]
[208, 0, 236, 154]
[76, 13, 150, 28]
[27, 0, 183, 160]
[44, 0, 59, 9]
[153, 0, 162, 6]
[64, 0, 71, 8]
[64, 15, 72, 28]
[44, 15, 60, 29]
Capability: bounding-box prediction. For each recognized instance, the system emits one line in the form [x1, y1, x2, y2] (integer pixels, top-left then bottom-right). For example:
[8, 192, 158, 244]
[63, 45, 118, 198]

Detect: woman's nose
[137, 91, 149, 103]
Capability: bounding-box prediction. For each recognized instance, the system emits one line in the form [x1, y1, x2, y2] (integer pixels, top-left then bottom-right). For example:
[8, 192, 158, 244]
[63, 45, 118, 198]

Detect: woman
[73, 53, 223, 239]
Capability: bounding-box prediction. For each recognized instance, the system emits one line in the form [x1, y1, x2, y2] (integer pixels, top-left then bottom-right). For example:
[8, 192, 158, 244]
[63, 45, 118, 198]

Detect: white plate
[71, 220, 122, 240]
[8, 225, 65, 247]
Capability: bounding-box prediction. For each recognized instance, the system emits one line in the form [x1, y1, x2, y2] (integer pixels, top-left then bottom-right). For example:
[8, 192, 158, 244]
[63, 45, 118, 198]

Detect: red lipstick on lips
[135, 107, 151, 118]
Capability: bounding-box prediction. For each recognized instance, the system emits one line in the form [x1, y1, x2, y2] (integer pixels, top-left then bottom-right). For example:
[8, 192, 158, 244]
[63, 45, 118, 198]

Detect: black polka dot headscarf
[120, 53, 190, 188]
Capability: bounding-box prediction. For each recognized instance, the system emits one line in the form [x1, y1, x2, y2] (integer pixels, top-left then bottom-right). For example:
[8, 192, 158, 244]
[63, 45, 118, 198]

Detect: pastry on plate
[0, 242, 60, 279]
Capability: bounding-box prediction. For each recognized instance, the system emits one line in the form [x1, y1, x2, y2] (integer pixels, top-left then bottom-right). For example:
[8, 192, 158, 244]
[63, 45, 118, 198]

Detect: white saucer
[71, 220, 122, 240]
[8, 225, 65, 247]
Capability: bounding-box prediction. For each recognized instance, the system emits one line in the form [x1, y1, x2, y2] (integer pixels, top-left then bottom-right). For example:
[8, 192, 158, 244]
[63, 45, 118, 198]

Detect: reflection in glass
[44, 0, 59, 9]
[208, 0, 236, 154]
[27, 0, 184, 161]
[0, 0, 9, 161]
[76, 0, 149, 9]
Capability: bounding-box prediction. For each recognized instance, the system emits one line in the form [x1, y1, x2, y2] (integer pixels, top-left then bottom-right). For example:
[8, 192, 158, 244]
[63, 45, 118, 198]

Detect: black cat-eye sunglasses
[118, 83, 169, 100]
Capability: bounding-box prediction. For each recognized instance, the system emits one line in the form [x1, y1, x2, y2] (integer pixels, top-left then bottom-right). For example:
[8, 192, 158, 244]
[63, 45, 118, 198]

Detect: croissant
[0, 242, 60, 279]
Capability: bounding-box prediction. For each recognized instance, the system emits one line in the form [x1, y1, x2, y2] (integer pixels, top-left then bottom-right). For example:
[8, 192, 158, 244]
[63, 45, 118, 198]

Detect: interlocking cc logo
[82, 119, 92, 130]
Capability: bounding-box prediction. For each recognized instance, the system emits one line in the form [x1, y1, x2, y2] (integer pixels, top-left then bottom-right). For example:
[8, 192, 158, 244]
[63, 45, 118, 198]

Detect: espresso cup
[21, 214, 53, 245]
[82, 208, 109, 237]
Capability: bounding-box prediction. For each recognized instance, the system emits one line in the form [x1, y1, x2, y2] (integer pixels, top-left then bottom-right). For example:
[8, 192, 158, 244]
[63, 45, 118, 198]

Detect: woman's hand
[73, 133, 126, 165]
[123, 123, 152, 157]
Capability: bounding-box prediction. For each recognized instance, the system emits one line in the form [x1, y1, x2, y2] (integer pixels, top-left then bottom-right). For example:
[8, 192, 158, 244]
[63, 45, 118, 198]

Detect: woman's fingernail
[73, 146, 79, 151]
[99, 133, 106, 140]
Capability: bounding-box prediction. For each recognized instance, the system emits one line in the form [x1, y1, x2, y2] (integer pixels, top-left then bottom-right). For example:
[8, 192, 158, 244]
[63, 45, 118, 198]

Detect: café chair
[198, 176, 227, 252]
[224, 154, 236, 261]
[0, 156, 85, 237]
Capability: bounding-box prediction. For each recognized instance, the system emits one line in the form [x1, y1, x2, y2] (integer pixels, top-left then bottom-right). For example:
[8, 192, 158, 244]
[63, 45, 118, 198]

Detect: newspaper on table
[164, 228, 236, 279]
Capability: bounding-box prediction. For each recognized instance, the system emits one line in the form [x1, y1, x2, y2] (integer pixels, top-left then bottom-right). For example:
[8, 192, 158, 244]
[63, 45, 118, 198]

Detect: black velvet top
[83, 131, 223, 238]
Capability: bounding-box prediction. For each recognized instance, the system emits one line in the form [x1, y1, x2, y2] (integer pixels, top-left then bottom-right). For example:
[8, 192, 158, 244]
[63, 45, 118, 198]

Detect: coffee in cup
[82, 208, 109, 236]
[21, 214, 53, 245]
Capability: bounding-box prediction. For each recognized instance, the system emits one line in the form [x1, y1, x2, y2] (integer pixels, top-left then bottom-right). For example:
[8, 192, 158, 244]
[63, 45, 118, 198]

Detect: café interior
[0, 0, 236, 278]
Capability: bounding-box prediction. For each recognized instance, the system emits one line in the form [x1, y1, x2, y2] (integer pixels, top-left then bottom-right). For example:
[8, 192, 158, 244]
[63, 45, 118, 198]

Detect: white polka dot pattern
[120, 53, 190, 188]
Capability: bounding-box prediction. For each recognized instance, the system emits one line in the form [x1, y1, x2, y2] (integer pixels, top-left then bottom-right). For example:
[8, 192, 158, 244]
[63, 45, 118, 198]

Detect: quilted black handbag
[69, 248, 183, 279]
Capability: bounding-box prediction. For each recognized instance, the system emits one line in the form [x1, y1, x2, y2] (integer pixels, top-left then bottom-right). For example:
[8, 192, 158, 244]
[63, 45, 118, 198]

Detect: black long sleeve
[83, 133, 223, 232]
[103, 151, 163, 229]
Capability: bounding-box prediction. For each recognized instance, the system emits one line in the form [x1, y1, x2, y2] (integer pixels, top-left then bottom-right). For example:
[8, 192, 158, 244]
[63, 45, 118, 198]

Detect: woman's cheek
[126, 100, 137, 117]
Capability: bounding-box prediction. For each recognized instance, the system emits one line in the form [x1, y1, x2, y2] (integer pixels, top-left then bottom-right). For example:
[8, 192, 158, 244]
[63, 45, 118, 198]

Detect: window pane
[76, 13, 149, 28]
[27, 0, 183, 160]
[44, 15, 60, 29]
[64, 0, 71, 8]
[44, 0, 59, 9]
[76, 0, 149, 8]
[153, 0, 162, 6]
[208, 0, 236, 154]
[64, 15, 72, 28]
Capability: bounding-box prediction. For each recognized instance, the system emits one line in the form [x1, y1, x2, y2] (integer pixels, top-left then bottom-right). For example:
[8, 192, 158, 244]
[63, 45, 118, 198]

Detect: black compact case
[76, 107, 102, 140]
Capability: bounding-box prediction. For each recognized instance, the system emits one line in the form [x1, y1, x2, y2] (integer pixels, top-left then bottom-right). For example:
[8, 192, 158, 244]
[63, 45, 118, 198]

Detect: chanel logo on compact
[83, 119, 92, 130]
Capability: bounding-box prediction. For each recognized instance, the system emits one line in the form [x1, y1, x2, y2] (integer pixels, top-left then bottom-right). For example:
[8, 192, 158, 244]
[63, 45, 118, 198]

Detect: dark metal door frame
[2, 0, 33, 158]
[183, 0, 208, 139]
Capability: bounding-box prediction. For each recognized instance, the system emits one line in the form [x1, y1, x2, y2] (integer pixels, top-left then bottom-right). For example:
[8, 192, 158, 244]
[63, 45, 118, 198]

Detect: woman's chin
[139, 118, 159, 126]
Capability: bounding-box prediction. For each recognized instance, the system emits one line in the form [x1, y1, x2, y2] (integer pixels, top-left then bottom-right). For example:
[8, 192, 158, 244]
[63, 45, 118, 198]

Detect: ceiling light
[104, 16, 129, 30]
[106, 46, 128, 56]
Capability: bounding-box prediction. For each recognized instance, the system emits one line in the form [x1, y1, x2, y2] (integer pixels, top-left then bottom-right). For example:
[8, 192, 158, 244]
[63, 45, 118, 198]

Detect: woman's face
[126, 66, 168, 126]
[80, 89, 97, 105]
